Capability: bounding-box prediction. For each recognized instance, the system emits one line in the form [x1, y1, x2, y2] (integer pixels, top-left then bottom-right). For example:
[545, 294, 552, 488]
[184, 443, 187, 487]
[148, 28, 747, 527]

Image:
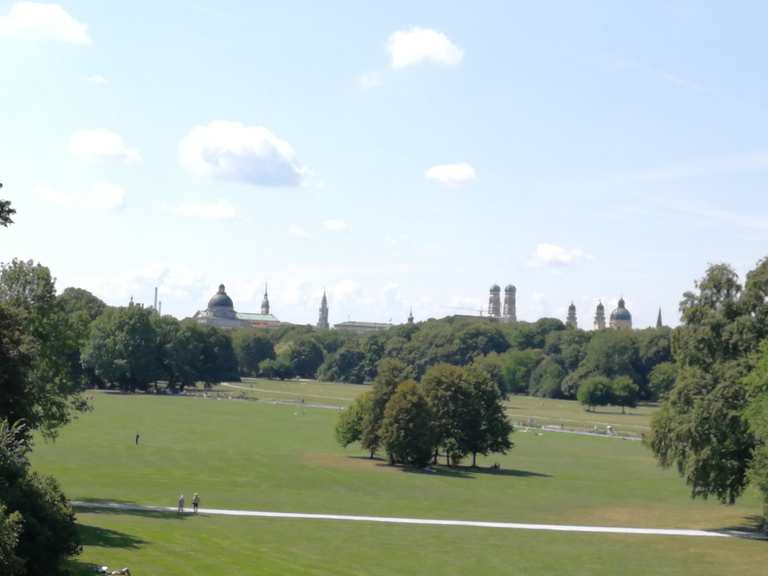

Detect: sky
[2, 1, 768, 328]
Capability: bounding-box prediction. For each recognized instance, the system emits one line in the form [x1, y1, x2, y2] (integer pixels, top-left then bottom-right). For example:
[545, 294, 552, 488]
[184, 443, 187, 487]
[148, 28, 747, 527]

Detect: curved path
[73, 501, 745, 539]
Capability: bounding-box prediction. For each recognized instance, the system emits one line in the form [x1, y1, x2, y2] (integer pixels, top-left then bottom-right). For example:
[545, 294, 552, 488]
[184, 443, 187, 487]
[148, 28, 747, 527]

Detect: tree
[197, 326, 239, 386]
[380, 380, 435, 467]
[360, 358, 410, 457]
[317, 346, 366, 384]
[577, 376, 612, 411]
[610, 375, 639, 414]
[500, 349, 543, 395]
[0, 184, 15, 228]
[335, 392, 372, 448]
[528, 357, 565, 398]
[649, 261, 765, 508]
[82, 305, 159, 391]
[0, 504, 22, 576]
[57, 287, 106, 322]
[0, 420, 81, 575]
[232, 329, 276, 376]
[288, 336, 324, 378]
[258, 357, 294, 380]
[462, 368, 513, 467]
[649, 361, 677, 400]
[422, 364, 474, 465]
[0, 260, 86, 437]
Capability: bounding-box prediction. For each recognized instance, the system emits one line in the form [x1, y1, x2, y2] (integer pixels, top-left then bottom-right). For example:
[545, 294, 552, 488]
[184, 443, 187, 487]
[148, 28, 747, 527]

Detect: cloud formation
[425, 162, 476, 186]
[68, 129, 141, 163]
[174, 199, 238, 221]
[0, 2, 90, 44]
[178, 121, 304, 187]
[528, 243, 592, 267]
[288, 225, 310, 239]
[387, 27, 463, 69]
[86, 74, 107, 85]
[323, 219, 349, 232]
[35, 182, 125, 210]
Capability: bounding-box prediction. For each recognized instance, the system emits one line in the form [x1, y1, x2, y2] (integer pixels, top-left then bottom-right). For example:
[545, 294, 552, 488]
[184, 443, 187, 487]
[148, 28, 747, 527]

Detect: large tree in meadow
[380, 380, 435, 467]
[649, 259, 768, 524]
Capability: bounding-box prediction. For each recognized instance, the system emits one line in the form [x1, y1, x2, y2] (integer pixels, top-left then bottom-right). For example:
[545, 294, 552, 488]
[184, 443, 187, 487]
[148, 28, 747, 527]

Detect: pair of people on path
[177, 493, 200, 514]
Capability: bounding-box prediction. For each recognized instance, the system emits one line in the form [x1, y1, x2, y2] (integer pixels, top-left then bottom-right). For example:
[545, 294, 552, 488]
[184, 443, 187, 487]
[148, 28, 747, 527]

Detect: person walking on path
[192, 493, 200, 514]
[135, 432, 140, 446]
[177, 494, 185, 514]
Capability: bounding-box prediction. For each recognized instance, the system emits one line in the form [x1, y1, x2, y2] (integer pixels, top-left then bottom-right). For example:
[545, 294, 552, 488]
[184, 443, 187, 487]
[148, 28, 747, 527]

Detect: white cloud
[86, 74, 106, 85]
[387, 27, 463, 69]
[0, 2, 90, 44]
[68, 129, 141, 163]
[178, 121, 304, 187]
[358, 71, 383, 89]
[528, 243, 593, 267]
[174, 199, 238, 221]
[288, 225, 310, 239]
[35, 181, 125, 210]
[425, 162, 476, 186]
[323, 219, 348, 232]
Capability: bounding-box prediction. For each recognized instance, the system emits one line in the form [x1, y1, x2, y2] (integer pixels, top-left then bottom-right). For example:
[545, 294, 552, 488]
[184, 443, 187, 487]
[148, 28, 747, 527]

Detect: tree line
[335, 359, 512, 468]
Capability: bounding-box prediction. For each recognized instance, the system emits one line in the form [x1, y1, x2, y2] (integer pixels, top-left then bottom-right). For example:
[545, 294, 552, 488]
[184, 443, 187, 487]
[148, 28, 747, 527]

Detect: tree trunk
[432, 449, 438, 465]
[622, 406, 625, 414]
[446, 452, 450, 466]
[472, 452, 477, 468]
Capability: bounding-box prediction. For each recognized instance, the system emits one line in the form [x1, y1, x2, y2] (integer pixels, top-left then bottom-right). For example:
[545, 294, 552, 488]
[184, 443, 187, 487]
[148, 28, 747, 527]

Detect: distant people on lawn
[135, 432, 140, 445]
[178, 494, 185, 514]
[193, 493, 200, 513]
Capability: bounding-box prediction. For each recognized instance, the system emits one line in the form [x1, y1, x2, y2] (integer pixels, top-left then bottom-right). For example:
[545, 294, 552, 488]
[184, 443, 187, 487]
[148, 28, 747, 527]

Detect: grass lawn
[30, 392, 767, 575]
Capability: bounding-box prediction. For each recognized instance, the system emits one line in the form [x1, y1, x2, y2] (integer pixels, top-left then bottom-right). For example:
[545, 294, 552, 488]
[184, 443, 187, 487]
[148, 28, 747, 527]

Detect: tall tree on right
[649, 259, 768, 527]
[0, 183, 15, 228]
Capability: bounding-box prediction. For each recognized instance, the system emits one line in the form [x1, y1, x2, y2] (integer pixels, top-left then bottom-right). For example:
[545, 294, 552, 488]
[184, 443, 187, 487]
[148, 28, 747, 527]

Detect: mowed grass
[215, 377, 370, 405]
[30, 392, 768, 575]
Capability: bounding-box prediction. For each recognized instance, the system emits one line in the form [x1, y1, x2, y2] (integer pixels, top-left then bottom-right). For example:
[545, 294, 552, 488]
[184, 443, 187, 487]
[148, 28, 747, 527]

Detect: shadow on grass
[347, 457, 550, 480]
[718, 515, 768, 540]
[78, 523, 145, 549]
[75, 497, 189, 520]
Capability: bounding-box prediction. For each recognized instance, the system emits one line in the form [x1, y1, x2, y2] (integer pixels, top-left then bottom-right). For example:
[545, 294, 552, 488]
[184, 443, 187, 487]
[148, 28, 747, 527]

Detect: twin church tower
[487, 284, 517, 323]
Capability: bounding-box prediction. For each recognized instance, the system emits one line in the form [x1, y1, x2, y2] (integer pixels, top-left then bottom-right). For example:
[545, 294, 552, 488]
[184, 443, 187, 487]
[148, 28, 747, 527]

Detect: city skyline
[2, 2, 768, 327]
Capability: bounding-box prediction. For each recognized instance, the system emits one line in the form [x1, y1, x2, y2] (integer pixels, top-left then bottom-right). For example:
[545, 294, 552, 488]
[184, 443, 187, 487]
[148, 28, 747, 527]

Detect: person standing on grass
[135, 432, 140, 446]
[192, 493, 200, 513]
[178, 494, 185, 514]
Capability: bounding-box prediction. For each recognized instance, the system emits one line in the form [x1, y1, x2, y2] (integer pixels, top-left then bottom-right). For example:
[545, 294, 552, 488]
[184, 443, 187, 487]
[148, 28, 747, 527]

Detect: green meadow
[30, 389, 768, 575]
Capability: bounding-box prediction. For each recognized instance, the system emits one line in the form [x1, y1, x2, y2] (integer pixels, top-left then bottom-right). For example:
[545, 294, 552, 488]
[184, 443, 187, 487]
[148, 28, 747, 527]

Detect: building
[609, 298, 632, 329]
[502, 285, 517, 323]
[566, 302, 577, 328]
[594, 301, 606, 330]
[488, 285, 501, 318]
[333, 320, 392, 335]
[192, 284, 281, 329]
[656, 308, 663, 329]
[317, 290, 329, 330]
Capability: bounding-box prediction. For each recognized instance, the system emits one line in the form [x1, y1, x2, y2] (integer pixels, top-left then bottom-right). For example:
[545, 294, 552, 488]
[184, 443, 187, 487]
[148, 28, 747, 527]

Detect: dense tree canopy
[649, 258, 768, 526]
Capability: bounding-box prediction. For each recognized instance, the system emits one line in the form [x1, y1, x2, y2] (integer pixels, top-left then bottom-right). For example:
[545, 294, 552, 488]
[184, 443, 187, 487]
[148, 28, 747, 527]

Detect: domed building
[192, 284, 281, 329]
[609, 298, 632, 330]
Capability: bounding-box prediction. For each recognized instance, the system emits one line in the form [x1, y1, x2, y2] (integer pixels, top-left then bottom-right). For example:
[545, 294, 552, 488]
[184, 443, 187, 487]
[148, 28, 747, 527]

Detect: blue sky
[1, 1, 767, 327]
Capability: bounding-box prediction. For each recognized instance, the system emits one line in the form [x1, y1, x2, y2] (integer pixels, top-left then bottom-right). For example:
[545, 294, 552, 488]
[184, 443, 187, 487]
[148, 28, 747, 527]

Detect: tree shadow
[355, 459, 550, 479]
[74, 498, 189, 520]
[718, 515, 768, 540]
[78, 523, 145, 549]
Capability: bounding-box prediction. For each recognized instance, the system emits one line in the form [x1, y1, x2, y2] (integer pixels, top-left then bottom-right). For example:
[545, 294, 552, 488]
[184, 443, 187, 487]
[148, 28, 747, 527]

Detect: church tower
[261, 284, 270, 315]
[407, 307, 414, 324]
[317, 290, 329, 330]
[503, 284, 517, 323]
[488, 285, 501, 318]
[656, 308, 663, 329]
[594, 301, 606, 330]
[566, 302, 577, 328]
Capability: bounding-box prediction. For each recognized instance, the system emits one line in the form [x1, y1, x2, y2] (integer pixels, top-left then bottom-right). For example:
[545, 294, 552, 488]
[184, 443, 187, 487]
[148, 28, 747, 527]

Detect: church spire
[407, 307, 414, 324]
[656, 307, 663, 329]
[317, 289, 329, 330]
[566, 301, 577, 329]
[261, 283, 270, 315]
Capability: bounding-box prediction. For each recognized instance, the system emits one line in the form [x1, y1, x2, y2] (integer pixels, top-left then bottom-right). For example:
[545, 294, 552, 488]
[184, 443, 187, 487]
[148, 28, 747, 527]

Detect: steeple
[317, 289, 329, 330]
[656, 307, 663, 329]
[488, 285, 501, 318]
[594, 300, 606, 330]
[407, 307, 414, 324]
[261, 283, 270, 315]
[566, 301, 577, 329]
[503, 284, 517, 323]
